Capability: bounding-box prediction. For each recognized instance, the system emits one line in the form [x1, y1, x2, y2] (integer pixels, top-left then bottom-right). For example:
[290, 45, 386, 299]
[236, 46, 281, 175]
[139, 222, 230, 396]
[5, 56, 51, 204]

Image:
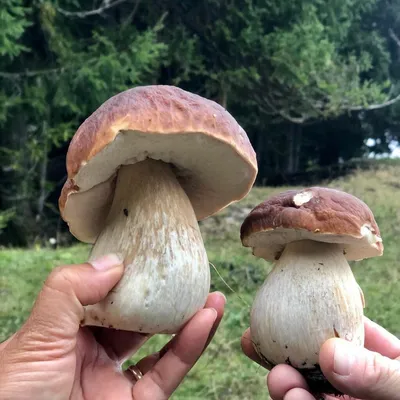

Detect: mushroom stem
[84, 159, 210, 333]
[251, 240, 364, 382]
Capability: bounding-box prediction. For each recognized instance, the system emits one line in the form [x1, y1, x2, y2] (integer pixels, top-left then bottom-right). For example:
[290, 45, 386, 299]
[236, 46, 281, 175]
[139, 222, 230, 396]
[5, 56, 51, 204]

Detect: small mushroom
[240, 187, 383, 395]
[59, 85, 257, 334]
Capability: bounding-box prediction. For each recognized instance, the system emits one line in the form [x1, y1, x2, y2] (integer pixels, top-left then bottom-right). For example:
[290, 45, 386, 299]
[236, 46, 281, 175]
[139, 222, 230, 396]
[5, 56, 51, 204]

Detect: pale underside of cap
[60, 86, 258, 243]
[243, 227, 382, 261]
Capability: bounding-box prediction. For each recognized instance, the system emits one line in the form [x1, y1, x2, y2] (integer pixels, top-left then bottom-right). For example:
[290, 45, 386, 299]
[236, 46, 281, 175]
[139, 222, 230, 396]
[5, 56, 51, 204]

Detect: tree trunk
[7, 114, 32, 245]
[219, 86, 227, 109]
[251, 131, 263, 183]
[274, 146, 280, 175]
[286, 124, 302, 174]
[294, 125, 302, 173]
[36, 121, 48, 223]
[286, 125, 295, 174]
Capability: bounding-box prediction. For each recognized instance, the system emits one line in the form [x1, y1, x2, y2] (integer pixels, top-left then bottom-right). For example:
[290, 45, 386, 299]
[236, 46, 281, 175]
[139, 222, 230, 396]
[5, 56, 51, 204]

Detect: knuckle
[45, 266, 74, 295]
[366, 352, 388, 385]
[150, 366, 165, 389]
[362, 351, 399, 391]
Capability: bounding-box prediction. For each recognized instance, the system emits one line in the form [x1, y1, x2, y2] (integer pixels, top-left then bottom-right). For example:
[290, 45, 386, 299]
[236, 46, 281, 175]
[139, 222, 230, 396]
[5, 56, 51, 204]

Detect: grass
[1, 163, 400, 399]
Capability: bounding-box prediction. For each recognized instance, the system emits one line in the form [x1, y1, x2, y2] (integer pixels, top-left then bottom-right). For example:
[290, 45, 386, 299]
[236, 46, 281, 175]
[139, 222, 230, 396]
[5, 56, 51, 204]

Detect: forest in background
[1, 0, 400, 245]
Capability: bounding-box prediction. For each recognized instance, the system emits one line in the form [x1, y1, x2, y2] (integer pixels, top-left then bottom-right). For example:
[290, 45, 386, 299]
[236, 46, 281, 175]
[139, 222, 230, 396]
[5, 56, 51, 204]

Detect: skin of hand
[241, 317, 400, 400]
[0, 254, 226, 400]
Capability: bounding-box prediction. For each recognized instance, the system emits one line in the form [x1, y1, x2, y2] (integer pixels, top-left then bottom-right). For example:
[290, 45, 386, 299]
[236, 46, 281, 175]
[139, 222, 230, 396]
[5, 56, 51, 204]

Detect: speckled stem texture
[83, 159, 210, 333]
[251, 240, 365, 395]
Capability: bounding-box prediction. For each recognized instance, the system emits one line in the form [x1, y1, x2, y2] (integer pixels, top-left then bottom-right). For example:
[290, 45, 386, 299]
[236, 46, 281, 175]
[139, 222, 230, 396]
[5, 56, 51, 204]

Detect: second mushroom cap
[241, 187, 383, 261]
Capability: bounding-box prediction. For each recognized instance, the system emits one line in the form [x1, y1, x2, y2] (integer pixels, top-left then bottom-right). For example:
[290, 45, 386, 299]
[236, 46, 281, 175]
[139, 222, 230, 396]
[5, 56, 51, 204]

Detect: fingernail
[218, 291, 227, 303]
[90, 254, 123, 270]
[333, 341, 356, 376]
[204, 307, 218, 322]
[212, 291, 227, 303]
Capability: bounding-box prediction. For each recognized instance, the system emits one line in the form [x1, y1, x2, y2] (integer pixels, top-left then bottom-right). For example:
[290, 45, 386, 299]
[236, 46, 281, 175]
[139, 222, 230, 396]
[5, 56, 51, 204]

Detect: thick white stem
[251, 240, 364, 368]
[84, 159, 210, 333]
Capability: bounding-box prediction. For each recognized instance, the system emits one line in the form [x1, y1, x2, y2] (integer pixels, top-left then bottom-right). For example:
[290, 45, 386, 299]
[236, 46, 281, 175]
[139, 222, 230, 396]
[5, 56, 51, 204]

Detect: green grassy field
[1, 163, 400, 399]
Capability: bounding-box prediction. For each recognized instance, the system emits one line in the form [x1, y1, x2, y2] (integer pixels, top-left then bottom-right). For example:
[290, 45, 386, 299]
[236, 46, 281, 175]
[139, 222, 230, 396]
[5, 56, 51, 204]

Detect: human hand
[0, 254, 226, 400]
[241, 317, 400, 400]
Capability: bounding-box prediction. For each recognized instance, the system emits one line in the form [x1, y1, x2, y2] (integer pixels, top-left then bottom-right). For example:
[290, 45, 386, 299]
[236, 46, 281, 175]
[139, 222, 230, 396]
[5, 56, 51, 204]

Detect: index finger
[364, 316, 400, 359]
[241, 328, 272, 370]
[132, 292, 225, 399]
[132, 308, 217, 399]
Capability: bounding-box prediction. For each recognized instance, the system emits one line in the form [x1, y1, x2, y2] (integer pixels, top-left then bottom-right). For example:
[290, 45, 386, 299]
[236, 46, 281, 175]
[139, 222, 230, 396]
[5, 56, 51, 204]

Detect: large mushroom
[240, 187, 383, 394]
[59, 85, 257, 334]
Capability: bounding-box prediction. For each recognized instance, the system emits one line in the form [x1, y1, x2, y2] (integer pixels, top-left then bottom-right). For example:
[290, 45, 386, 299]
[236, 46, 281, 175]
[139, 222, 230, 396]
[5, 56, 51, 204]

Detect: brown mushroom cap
[59, 85, 257, 242]
[241, 187, 383, 261]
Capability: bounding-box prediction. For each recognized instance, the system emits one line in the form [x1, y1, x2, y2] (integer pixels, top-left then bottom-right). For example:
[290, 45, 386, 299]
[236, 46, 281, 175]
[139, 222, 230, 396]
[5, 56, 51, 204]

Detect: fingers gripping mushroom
[59, 85, 257, 334]
[240, 187, 383, 395]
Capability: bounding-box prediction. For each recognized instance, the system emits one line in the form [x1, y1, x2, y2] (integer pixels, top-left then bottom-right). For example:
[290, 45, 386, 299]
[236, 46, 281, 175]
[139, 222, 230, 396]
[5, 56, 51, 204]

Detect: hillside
[1, 163, 400, 399]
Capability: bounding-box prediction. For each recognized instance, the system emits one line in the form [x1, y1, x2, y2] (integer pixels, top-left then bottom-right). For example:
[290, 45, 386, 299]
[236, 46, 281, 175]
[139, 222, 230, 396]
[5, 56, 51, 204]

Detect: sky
[366, 138, 400, 158]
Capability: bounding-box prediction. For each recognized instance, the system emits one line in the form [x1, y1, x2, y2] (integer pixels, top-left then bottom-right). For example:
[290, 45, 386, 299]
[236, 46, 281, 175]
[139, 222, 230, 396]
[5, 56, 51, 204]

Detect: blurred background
[1, 1, 400, 398]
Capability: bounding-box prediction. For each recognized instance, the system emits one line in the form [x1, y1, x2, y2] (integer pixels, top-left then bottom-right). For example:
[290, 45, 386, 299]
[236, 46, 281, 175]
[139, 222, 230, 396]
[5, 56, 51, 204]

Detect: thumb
[18, 254, 124, 342]
[320, 338, 400, 400]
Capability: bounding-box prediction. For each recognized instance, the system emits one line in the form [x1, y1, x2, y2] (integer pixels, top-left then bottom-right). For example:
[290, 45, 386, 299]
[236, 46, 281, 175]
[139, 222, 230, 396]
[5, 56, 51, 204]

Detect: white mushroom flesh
[251, 240, 364, 368]
[84, 158, 210, 333]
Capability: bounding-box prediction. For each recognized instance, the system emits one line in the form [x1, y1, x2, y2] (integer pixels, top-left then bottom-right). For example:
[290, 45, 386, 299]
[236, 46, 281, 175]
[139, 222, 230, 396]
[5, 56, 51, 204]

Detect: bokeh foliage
[1, 0, 400, 243]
